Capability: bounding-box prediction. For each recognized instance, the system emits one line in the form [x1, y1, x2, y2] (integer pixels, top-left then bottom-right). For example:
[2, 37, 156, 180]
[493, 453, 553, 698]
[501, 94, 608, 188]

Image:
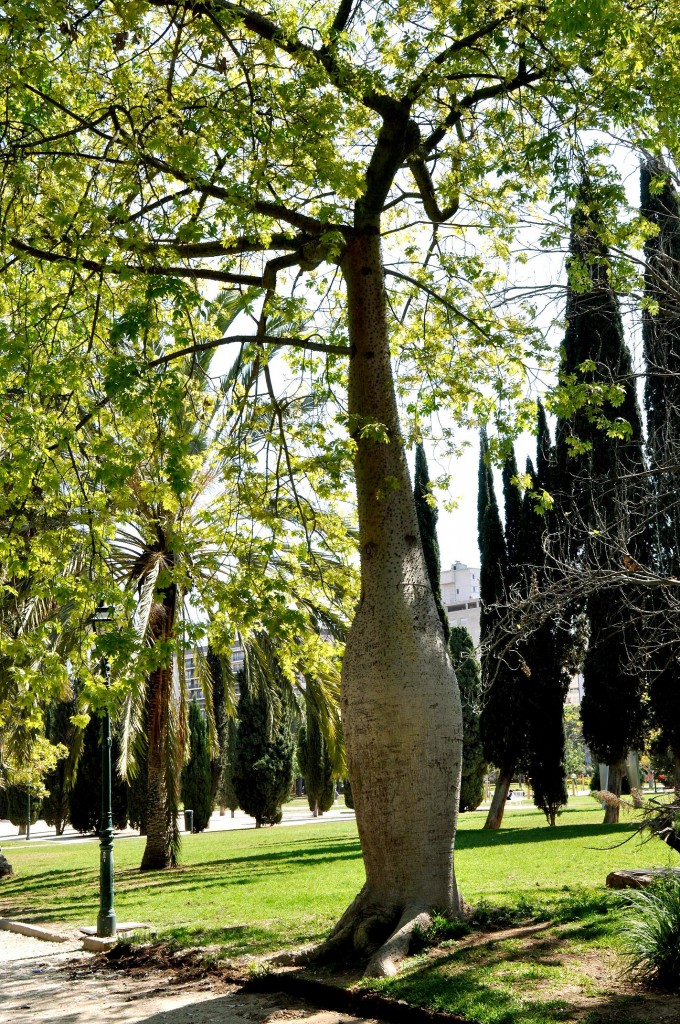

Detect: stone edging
[244, 970, 471, 1024]
[0, 918, 73, 943]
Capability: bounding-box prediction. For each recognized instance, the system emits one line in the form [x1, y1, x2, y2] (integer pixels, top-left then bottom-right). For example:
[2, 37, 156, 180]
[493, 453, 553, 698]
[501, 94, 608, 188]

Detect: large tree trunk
[603, 760, 624, 825]
[483, 765, 513, 829]
[140, 586, 178, 871]
[140, 663, 174, 870]
[322, 234, 463, 977]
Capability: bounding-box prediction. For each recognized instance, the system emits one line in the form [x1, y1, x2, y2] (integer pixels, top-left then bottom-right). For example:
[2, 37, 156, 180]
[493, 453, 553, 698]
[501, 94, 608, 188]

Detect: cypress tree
[642, 161, 680, 793]
[217, 716, 239, 816]
[232, 642, 296, 827]
[207, 646, 233, 808]
[69, 716, 128, 833]
[554, 183, 648, 822]
[181, 699, 213, 832]
[448, 626, 486, 812]
[298, 692, 334, 816]
[5, 785, 41, 835]
[42, 694, 81, 835]
[478, 432, 527, 828]
[520, 430, 570, 825]
[414, 442, 449, 637]
[502, 448, 523, 574]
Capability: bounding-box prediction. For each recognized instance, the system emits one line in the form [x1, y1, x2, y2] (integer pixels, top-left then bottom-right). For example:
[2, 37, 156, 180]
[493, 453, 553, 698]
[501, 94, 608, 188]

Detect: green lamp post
[92, 602, 117, 938]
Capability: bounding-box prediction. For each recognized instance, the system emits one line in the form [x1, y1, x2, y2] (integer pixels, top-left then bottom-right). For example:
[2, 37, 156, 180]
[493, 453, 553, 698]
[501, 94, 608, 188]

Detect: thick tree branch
[402, 17, 508, 104]
[423, 69, 547, 154]
[8, 238, 263, 286]
[136, 233, 302, 258]
[407, 156, 459, 224]
[148, 334, 351, 368]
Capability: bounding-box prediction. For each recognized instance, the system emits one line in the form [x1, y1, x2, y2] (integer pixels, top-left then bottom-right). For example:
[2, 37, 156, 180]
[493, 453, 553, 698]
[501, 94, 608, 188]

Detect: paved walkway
[0, 803, 357, 846]
[0, 930, 368, 1024]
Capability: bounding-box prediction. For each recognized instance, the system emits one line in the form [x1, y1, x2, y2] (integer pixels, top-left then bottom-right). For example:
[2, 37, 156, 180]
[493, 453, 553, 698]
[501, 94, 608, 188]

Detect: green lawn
[1, 797, 676, 955]
[1, 795, 678, 1021]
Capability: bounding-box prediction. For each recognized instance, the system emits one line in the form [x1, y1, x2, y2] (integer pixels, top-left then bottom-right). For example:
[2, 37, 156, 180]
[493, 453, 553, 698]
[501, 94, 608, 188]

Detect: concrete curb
[0, 918, 73, 943]
[245, 971, 471, 1024]
[82, 935, 118, 952]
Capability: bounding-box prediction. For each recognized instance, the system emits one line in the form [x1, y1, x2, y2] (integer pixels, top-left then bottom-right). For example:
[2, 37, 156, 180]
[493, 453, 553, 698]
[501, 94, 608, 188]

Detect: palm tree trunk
[140, 584, 179, 871]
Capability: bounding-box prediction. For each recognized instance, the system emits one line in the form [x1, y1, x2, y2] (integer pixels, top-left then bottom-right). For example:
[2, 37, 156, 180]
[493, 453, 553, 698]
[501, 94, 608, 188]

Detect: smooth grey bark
[328, 233, 463, 976]
[483, 766, 513, 830]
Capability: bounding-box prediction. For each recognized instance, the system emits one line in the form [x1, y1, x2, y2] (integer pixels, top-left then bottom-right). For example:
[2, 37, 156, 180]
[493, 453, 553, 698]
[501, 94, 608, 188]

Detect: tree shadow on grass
[369, 927, 662, 1024]
[456, 821, 641, 850]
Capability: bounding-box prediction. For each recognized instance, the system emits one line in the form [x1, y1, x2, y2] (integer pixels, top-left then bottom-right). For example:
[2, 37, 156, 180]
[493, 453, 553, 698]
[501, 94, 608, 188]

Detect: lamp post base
[96, 910, 117, 938]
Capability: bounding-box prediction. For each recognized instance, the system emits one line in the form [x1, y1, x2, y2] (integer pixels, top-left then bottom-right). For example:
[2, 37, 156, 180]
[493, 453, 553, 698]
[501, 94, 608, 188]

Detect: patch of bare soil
[22, 926, 680, 1024]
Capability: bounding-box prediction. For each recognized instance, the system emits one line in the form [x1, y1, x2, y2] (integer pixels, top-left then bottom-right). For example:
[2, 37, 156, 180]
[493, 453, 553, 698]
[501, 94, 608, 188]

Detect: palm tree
[110, 296, 353, 869]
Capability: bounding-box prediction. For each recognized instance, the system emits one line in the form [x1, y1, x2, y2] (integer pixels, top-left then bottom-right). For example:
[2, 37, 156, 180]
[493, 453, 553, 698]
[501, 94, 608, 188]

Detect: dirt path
[0, 931, 368, 1024]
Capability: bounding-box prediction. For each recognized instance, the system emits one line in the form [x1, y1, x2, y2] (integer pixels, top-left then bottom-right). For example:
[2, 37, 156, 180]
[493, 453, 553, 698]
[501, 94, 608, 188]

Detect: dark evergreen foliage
[478, 432, 528, 777]
[181, 699, 213, 832]
[42, 693, 81, 835]
[502, 448, 523, 572]
[413, 442, 449, 637]
[232, 642, 296, 827]
[207, 646, 233, 807]
[448, 626, 486, 812]
[641, 161, 680, 781]
[519, 429, 570, 824]
[127, 746, 149, 834]
[298, 695, 334, 816]
[5, 786, 41, 829]
[69, 715, 128, 833]
[343, 779, 354, 809]
[554, 183, 648, 768]
[217, 716, 240, 815]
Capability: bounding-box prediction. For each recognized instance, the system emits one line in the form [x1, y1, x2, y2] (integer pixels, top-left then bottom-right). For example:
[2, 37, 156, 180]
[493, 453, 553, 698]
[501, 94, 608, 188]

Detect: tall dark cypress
[502, 448, 523, 575]
[642, 160, 680, 792]
[554, 182, 648, 821]
[413, 442, 449, 637]
[413, 441, 485, 811]
[232, 638, 296, 827]
[449, 625, 486, 812]
[478, 432, 525, 828]
[298, 693, 335, 816]
[207, 646, 233, 808]
[521, 421, 571, 825]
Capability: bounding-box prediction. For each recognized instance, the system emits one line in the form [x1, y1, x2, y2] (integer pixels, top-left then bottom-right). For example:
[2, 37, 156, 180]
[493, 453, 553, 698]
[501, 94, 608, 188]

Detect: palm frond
[134, 558, 161, 643]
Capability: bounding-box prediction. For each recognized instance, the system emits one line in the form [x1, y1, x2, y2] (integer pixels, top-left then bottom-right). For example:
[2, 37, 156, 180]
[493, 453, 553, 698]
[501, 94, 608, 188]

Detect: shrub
[620, 878, 680, 990]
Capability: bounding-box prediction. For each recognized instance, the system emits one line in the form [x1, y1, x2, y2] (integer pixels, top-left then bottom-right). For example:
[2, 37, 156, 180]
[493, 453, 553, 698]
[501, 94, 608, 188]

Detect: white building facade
[440, 560, 481, 648]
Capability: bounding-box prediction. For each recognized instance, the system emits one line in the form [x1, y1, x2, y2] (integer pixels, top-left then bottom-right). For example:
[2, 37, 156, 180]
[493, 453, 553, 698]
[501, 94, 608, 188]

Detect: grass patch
[0, 794, 675, 987]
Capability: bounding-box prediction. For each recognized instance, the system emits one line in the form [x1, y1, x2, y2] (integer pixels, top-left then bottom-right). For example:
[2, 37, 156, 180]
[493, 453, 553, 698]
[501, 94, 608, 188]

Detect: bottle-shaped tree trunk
[326, 234, 463, 977]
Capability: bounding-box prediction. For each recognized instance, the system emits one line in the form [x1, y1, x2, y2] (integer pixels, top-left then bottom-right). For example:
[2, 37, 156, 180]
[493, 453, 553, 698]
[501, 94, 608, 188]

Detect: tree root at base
[312, 885, 444, 977]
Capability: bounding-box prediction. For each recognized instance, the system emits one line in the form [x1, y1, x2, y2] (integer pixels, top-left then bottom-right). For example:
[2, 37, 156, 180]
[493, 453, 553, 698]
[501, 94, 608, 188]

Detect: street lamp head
[91, 603, 114, 635]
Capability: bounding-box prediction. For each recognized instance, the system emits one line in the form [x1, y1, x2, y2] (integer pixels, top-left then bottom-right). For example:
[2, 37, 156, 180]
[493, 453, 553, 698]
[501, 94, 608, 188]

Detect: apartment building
[183, 640, 245, 713]
[440, 561, 481, 648]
